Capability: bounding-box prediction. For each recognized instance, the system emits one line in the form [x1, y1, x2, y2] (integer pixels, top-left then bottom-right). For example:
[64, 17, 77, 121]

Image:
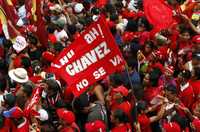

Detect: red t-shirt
[138, 114, 151, 132]
[190, 80, 200, 100]
[61, 123, 80, 132]
[178, 83, 195, 108]
[12, 118, 29, 132]
[111, 123, 132, 132]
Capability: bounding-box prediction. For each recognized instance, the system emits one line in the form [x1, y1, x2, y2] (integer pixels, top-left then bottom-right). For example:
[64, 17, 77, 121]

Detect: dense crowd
[0, 0, 200, 131]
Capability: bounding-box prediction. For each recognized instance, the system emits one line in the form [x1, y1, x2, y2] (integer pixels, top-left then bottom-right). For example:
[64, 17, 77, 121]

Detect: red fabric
[144, 86, 162, 104]
[85, 120, 106, 132]
[111, 123, 132, 132]
[57, 109, 75, 124]
[178, 84, 195, 109]
[192, 35, 200, 43]
[0, 118, 11, 132]
[138, 114, 151, 132]
[42, 51, 55, 62]
[95, 0, 108, 8]
[163, 122, 181, 132]
[192, 119, 200, 131]
[52, 16, 125, 97]
[61, 122, 80, 132]
[48, 34, 57, 44]
[190, 80, 200, 100]
[121, 10, 136, 19]
[12, 118, 29, 132]
[30, 75, 43, 84]
[112, 101, 132, 120]
[112, 86, 129, 96]
[122, 32, 136, 42]
[143, 0, 175, 30]
[0, 21, 2, 34]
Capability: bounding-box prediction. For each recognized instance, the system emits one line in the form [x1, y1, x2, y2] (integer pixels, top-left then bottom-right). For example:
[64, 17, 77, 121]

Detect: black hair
[150, 68, 162, 87]
[53, 42, 64, 52]
[21, 57, 31, 68]
[136, 101, 147, 114]
[137, 17, 152, 31]
[72, 93, 90, 111]
[133, 84, 144, 100]
[126, 20, 138, 32]
[194, 67, 200, 80]
[68, 25, 77, 35]
[171, 114, 189, 130]
[113, 109, 129, 123]
[165, 84, 177, 95]
[109, 73, 124, 87]
[47, 24, 56, 34]
[27, 33, 38, 45]
[45, 79, 60, 92]
[180, 70, 191, 80]
[22, 82, 34, 97]
[127, 59, 138, 70]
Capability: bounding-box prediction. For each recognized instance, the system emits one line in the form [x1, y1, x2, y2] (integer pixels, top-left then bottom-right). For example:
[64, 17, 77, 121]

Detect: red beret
[85, 120, 106, 132]
[42, 51, 55, 62]
[163, 122, 181, 132]
[192, 35, 200, 43]
[57, 108, 75, 124]
[113, 86, 129, 96]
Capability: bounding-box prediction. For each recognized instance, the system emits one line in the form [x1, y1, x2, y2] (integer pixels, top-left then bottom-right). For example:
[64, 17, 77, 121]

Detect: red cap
[165, 65, 174, 74]
[192, 119, 200, 131]
[192, 35, 200, 43]
[163, 122, 181, 132]
[113, 86, 129, 96]
[85, 120, 106, 132]
[57, 108, 75, 124]
[42, 51, 55, 62]
[48, 34, 57, 44]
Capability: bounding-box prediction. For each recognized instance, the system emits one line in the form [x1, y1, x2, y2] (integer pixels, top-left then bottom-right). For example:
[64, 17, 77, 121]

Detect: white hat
[8, 68, 29, 83]
[74, 3, 84, 13]
[13, 36, 27, 53]
[50, 4, 62, 12]
[36, 109, 49, 121]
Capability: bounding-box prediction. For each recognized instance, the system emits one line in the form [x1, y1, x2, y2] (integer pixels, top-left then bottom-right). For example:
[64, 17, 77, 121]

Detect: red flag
[143, 0, 175, 30]
[52, 16, 125, 97]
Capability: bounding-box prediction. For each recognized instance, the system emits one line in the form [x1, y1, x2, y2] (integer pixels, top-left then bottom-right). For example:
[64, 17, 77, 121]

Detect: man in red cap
[57, 108, 80, 132]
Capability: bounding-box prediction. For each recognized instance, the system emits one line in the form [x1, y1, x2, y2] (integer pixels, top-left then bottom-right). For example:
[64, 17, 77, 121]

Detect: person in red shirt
[110, 109, 132, 132]
[57, 108, 80, 132]
[135, 100, 166, 132]
[177, 70, 194, 109]
[3, 106, 29, 132]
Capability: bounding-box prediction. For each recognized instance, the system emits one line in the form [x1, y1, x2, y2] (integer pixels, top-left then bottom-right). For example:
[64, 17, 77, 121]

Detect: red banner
[144, 0, 175, 30]
[52, 17, 125, 97]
